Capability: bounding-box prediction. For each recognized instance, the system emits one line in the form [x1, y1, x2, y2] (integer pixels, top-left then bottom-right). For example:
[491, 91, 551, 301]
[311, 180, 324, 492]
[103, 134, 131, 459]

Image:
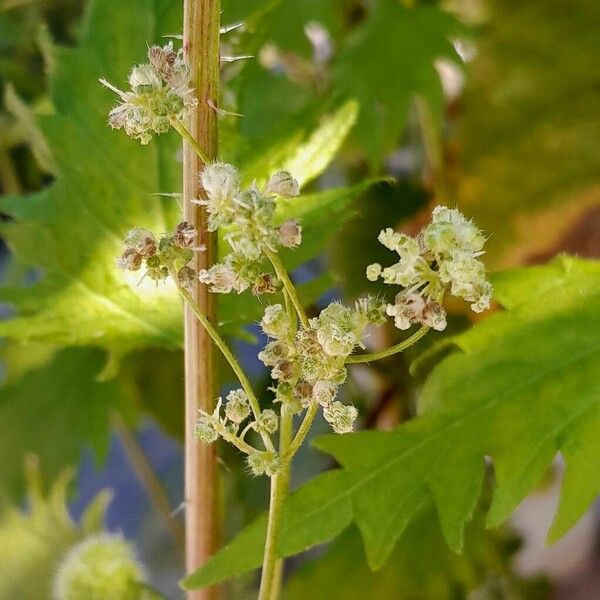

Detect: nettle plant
[103, 42, 492, 599]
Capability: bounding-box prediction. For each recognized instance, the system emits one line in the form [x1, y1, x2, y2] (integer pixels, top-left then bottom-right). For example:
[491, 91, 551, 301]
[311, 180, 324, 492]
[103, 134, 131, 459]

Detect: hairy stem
[259, 408, 293, 600]
[176, 282, 275, 453]
[111, 412, 185, 549]
[345, 325, 430, 364]
[266, 249, 309, 329]
[283, 403, 318, 463]
[182, 1, 220, 596]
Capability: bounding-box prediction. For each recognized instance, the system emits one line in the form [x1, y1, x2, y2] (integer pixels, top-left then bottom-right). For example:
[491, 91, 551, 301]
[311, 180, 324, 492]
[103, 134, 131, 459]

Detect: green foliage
[284, 512, 548, 600]
[0, 0, 184, 352]
[185, 256, 600, 588]
[0, 347, 127, 497]
[229, 0, 462, 166]
[0, 0, 367, 355]
[0, 464, 111, 600]
[457, 0, 600, 265]
[332, 1, 461, 166]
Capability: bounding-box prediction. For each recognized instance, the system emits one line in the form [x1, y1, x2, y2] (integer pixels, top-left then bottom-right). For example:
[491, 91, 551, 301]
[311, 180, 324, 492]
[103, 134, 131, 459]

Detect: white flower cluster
[258, 299, 385, 434]
[194, 388, 283, 476]
[101, 42, 197, 144]
[367, 206, 492, 331]
[197, 163, 302, 295]
[116, 220, 200, 286]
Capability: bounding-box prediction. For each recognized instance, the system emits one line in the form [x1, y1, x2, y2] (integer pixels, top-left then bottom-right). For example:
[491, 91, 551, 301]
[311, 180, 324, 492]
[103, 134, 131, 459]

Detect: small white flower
[312, 380, 337, 406]
[366, 263, 382, 281]
[278, 220, 302, 248]
[255, 409, 279, 434]
[261, 304, 290, 339]
[323, 401, 358, 434]
[266, 171, 300, 197]
[224, 389, 251, 424]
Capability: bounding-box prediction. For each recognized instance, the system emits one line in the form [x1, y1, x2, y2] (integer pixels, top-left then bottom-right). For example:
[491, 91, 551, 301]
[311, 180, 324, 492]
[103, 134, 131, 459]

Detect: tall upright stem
[182, 1, 220, 598]
[258, 410, 292, 600]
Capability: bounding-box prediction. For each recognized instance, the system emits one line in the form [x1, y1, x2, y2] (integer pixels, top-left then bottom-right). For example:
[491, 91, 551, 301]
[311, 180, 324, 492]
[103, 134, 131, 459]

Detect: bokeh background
[0, 0, 598, 598]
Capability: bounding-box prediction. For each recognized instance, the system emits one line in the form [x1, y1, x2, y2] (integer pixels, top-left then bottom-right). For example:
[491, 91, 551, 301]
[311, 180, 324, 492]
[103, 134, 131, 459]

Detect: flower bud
[199, 263, 238, 294]
[173, 221, 197, 247]
[366, 263, 382, 281]
[323, 401, 358, 434]
[255, 409, 278, 434]
[277, 220, 302, 248]
[200, 162, 240, 202]
[124, 227, 157, 256]
[252, 273, 278, 295]
[312, 380, 337, 406]
[128, 64, 161, 90]
[266, 171, 300, 197]
[194, 411, 219, 444]
[224, 389, 251, 424]
[177, 266, 197, 290]
[261, 304, 290, 339]
[116, 248, 143, 271]
[246, 451, 280, 477]
[147, 43, 177, 79]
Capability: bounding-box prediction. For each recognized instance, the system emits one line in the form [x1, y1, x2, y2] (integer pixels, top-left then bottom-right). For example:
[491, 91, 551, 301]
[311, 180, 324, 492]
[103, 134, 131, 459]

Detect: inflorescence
[100, 42, 198, 144]
[115, 159, 492, 476]
[197, 163, 302, 295]
[108, 55, 494, 475]
[367, 206, 492, 332]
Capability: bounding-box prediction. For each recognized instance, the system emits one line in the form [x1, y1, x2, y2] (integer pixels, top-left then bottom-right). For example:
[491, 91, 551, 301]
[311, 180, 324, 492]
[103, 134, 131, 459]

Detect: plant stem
[345, 325, 430, 364]
[283, 403, 318, 463]
[259, 408, 293, 600]
[269, 409, 293, 599]
[265, 249, 309, 329]
[111, 412, 185, 549]
[182, 1, 221, 597]
[170, 116, 211, 165]
[176, 282, 275, 453]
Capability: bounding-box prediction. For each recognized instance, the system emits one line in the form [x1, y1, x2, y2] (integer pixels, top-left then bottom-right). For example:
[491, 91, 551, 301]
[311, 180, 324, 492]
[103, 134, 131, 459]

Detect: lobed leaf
[185, 256, 600, 587]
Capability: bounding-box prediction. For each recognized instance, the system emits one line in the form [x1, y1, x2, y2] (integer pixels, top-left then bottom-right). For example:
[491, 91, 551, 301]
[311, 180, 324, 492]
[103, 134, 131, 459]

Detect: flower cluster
[197, 163, 302, 295]
[367, 206, 492, 331]
[116, 221, 200, 286]
[194, 389, 281, 476]
[259, 299, 385, 434]
[100, 42, 197, 144]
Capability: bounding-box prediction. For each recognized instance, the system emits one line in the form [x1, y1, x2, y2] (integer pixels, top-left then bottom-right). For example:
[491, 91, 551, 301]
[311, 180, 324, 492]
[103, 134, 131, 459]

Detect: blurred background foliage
[0, 0, 597, 598]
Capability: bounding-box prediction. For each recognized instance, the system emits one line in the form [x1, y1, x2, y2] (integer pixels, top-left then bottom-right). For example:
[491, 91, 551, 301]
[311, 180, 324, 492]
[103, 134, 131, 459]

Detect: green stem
[259, 408, 292, 600]
[170, 116, 212, 165]
[176, 281, 275, 452]
[266, 249, 309, 329]
[283, 403, 318, 463]
[345, 326, 429, 364]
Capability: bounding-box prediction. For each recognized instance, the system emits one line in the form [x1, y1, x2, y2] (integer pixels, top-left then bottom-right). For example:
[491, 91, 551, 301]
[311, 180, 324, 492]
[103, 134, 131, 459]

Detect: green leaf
[284, 511, 547, 600]
[0, 464, 111, 600]
[332, 1, 462, 166]
[185, 256, 600, 586]
[0, 0, 364, 354]
[241, 99, 358, 187]
[0, 0, 184, 352]
[0, 347, 127, 497]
